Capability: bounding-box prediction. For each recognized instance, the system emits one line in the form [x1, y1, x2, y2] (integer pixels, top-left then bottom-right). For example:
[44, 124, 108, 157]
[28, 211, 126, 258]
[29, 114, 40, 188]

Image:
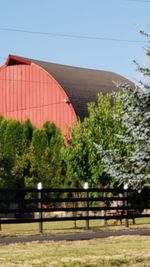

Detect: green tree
[98, 32, 150, 190]
[62, 93, 124, 188]
[99, 85, 150, 189]
[0, 117, 64, 189]
[0, 118, 7, 155]
[28, 122, 64, 188]
[3, 120, 24, 188]
[0, 118, 9, 188]
[4, 120, 23, 158]
[12, 119, 34, 188]
[22, 119, 34, 152]
[0, 119, 24, 188]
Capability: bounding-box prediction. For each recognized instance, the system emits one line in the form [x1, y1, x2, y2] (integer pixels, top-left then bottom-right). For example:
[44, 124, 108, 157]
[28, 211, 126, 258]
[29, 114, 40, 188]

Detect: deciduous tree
[63, 93, 123, 188]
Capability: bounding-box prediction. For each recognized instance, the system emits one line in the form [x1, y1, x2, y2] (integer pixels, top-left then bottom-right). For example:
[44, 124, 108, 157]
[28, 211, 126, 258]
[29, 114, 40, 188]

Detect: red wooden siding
[0, 62, 77, 133]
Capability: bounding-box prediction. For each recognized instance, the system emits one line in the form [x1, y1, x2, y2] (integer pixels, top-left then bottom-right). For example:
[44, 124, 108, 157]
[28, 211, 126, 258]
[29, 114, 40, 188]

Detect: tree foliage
[62, 93, 124, 188]
[27, 122, 63, 188]
[0, 118, 64, 189]
[97, 32, 150, 189]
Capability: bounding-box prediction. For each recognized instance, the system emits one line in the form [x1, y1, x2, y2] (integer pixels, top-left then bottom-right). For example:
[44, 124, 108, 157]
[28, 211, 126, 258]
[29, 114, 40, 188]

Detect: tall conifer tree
[97, 32, 150, 189]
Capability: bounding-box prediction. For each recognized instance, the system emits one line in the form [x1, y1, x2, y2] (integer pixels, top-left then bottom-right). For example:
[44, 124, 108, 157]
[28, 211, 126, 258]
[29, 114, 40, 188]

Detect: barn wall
[0, 62, 77, 133]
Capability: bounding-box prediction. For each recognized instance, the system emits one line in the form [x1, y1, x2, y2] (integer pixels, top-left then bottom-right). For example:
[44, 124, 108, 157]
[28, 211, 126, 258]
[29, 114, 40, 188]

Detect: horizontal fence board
[0, 188, 135, 194]
[0, 205, 149, 214]
[0, 187, 149, 226]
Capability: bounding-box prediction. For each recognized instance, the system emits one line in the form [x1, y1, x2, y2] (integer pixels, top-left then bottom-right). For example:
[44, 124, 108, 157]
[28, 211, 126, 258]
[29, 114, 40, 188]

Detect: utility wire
[0, 27, 146, 44]
[127, 0, 150, 2]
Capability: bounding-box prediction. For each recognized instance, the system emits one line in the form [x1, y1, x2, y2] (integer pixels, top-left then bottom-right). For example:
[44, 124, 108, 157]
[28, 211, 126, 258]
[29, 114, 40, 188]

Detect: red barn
[0, 55, 132, 133]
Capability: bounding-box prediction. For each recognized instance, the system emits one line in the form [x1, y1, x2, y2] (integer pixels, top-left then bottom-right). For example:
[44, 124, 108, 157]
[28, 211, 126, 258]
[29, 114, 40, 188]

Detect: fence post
[37, 182, 43, 234]
[83, 182, 89, 230]
[124, 183, 129, 228]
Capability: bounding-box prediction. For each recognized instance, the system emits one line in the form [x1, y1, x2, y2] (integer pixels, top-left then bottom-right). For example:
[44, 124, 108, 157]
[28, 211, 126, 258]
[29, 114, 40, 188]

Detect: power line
[127, 0, 150, 2]
[0, 27, 146, 44]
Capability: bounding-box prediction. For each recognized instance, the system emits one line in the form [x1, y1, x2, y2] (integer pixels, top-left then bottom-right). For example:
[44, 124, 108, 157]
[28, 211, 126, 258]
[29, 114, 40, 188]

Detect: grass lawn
[0, 235, 150, 267]
[0, 218, 149, 266]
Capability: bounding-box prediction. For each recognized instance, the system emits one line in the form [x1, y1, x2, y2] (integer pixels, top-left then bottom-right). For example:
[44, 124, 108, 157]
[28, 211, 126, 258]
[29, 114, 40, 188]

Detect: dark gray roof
[8, 55, 134, 120]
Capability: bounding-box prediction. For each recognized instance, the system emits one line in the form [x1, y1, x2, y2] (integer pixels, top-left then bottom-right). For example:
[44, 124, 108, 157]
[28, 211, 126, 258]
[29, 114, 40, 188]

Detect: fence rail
[0, 187, 149, 232]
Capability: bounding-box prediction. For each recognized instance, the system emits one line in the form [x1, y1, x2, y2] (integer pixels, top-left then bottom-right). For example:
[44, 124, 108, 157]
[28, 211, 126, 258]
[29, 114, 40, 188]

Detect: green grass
[0, 218, 149, 266]
[0, 217, 150, 237]
[0, 236, 150, 266]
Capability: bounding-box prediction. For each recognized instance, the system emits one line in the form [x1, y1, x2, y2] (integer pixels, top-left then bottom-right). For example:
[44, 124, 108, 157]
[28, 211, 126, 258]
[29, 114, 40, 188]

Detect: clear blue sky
[0, 0, 149, 82]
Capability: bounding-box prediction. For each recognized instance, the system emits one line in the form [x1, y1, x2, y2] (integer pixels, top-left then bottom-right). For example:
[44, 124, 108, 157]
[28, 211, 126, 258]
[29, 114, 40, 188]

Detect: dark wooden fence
[0, 187, 150, 232]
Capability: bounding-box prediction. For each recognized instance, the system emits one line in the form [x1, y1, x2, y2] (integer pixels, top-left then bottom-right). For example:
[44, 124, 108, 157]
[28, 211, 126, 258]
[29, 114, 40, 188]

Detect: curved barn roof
[6, 55, 133, 120]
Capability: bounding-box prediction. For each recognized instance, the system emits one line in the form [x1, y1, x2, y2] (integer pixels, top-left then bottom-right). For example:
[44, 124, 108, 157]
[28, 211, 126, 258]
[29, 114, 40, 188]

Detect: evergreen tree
[0, 117, 64, 189]
[97, 32, 150, 189]
[28, 122, 63, 188]
[43, 122, 64, 187]
[0, 119, 9, 188]
[3, 120, 25, 188]
[0, 118, 7, 155]
[22, 119, 34, 152]
[12, 119, 34, 188]
[4, 120, 23, 159]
